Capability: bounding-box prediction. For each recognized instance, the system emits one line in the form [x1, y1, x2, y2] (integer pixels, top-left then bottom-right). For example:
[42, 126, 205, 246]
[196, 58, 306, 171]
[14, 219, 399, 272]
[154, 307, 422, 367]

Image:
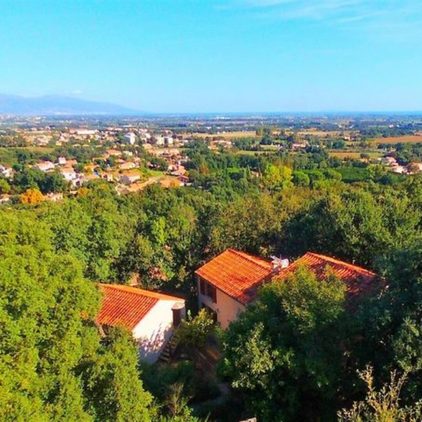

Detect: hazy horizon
[1, 93, 422, 116]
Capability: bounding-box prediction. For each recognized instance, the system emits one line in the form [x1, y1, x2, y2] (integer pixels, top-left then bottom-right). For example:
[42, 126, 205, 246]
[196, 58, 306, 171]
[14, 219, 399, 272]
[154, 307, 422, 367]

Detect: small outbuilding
[96, 284, 185, 363]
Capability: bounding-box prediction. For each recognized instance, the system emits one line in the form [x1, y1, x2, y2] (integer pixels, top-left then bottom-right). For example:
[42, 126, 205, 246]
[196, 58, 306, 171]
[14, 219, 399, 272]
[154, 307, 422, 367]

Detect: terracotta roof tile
[196, 250, 378, 306]
[195, 249, 274, 305]
[96, 284, 181, 330]
[272, 252, 378, 297]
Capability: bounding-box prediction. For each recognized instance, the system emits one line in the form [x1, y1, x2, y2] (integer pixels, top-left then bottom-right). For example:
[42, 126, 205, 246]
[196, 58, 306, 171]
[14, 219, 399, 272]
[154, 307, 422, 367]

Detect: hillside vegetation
[0, 144, 421, 421]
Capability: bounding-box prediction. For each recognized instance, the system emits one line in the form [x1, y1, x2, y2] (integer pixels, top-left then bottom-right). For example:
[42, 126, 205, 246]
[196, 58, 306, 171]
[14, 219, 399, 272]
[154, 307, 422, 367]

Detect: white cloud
[230, 0, 422, 25]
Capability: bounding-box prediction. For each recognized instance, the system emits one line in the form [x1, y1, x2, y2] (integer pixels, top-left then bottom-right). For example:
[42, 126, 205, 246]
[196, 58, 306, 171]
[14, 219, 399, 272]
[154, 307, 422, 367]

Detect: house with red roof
[194, 249, 281, 328]
[272, 252, 378, 299]
[97, 284, 185, 363]
[195, 249, 378, 328]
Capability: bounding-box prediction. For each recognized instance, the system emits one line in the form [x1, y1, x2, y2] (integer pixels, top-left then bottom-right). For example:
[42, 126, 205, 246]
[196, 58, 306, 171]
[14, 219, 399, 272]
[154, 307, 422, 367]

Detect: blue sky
[1, 0, 422, 112]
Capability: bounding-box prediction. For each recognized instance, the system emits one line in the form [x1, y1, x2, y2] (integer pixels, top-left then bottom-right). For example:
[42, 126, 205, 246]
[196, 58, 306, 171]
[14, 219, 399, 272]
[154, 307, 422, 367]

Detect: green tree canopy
[0, 210, 152, 421]
[222, 266, 348, 421]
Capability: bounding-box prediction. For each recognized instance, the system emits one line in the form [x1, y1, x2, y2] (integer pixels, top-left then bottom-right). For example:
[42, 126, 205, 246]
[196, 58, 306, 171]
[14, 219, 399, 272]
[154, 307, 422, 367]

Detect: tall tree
[222, 266, 348, 421]
[82, 328, 152, 422]
[0, 210, 153, 421]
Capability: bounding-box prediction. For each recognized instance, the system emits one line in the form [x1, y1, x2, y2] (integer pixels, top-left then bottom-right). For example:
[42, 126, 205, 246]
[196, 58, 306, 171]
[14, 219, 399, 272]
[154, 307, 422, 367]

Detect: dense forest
[0, 144, 421, 421]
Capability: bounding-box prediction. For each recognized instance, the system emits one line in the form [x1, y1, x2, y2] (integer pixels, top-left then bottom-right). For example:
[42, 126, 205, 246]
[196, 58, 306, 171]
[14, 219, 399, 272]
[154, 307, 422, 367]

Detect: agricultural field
[185, 130, 258, 139]
[296, 129, 354, 138]
[121, 174, 181, 193]
[328, 150, 382, 159]
[328, 151, 362, 159]
[372, 135, 422, 144]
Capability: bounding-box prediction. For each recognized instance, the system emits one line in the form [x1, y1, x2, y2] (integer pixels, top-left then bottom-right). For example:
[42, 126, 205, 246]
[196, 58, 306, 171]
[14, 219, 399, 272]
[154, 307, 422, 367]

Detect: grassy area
[336, 166, 371, 182]
[0, 146, 55, 153]
[0, 146, 55, 166]
[329, 151, 362, 159]
[233, 150, 266, 156]
[296, 129, 353, 138]
[328, 150, 382, 159]
[143, 168, 166, 177]
[260, 145, 279, 151]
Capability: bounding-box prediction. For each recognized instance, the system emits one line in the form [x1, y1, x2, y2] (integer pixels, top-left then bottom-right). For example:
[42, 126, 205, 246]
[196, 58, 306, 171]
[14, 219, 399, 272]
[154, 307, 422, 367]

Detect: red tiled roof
[195, 249, 274, 305]
[272, 252, 378, 297]
[96, 284, 181, 330]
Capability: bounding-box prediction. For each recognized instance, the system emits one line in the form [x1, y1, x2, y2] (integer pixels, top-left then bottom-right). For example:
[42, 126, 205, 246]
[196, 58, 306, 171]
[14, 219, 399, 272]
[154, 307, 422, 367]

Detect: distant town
[0, 113, 421, 204]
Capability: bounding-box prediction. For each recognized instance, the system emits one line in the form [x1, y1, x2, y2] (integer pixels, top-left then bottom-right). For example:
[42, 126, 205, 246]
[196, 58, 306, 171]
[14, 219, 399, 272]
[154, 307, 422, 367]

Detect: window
[200, 279, 206, 295]
[199, 278, 217, 304]
[208, 284, 217, 303]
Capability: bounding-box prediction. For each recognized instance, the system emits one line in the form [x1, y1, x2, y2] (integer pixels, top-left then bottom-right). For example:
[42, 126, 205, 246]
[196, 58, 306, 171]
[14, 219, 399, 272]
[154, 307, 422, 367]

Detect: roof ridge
[305, 252, 376, 276]
[99, 283, 182, 301]
[228, 248, 272, 270]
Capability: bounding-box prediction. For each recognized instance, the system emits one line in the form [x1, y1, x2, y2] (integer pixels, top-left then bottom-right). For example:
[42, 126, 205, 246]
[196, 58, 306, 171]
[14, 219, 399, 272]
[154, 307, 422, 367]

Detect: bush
[20, 188, 44, 204]
[141, 361, 195, 401]
[338, 367, 422, 422]
[178, 308, 215, 350]
[191, 375, 221, 403]
[337, 167, 370, 183]
[292, 171, 310, 187]
[0, 178, 11, 194]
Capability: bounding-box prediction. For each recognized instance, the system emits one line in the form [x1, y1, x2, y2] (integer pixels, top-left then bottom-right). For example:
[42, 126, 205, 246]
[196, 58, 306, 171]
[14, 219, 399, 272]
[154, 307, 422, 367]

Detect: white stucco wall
[198, 280, 245, 329]
[132, 299, 185, 364]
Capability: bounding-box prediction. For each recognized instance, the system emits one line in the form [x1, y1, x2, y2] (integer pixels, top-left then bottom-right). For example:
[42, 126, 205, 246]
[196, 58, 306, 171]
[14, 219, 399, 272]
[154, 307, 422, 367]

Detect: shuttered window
[199, 278, 206, 295]
[207, 283, 217, 303]
[199, 278, 217, 304]
[208, 284, 217, 304]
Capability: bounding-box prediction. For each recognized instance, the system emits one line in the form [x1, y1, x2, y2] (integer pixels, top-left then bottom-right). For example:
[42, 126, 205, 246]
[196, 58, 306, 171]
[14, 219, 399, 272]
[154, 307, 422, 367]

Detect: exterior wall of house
[197, 279, 245, 329]
[132, 299, 185, 364]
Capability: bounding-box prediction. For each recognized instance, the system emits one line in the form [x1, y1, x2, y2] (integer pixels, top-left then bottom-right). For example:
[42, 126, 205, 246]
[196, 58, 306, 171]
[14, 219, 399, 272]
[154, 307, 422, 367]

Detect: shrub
[178, 308, 215, 350]
[338, 367, 422, 422]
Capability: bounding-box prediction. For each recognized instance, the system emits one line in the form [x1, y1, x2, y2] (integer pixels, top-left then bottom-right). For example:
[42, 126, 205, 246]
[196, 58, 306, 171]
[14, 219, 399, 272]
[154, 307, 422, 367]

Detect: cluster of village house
[3, 125, 422, 199]
[381, 155, 422, 174]
[0, 129, 190, 203]
[16, 125, 239, 149]
[13, 126, 192, 148]
[28, 148, 187, 188]
[96, 248, 378, 363]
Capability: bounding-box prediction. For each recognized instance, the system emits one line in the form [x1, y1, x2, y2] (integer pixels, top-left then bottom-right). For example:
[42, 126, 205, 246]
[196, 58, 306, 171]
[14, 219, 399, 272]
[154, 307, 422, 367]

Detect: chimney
[281, 258, 289, 268]
[271, 256, 290, 271]
[172, 302, 186, 328]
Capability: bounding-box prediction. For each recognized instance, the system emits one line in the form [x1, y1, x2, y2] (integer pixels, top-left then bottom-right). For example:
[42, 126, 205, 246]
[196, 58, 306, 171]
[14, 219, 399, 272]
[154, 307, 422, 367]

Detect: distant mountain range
[0, 94, 138, 115]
